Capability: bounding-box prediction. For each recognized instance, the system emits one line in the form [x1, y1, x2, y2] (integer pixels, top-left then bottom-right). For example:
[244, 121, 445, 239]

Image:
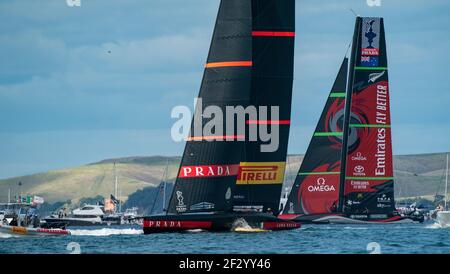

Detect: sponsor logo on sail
[190, 202, 215, 211]
[225, 187, 232, 200]
[361, 48, 379, 56]
[236, 162, 286, 185]
[353, 165, 366, 176]
[233, 205, 263, 212]
[288, 202, 294, 214]
[176, 191, 187, 213]
[347, 200, 361, 206]
[377, 194, 391, 203]
[178, 164, 240, 178]
[361, 18, 380, 56]
[375, 84, 389, 176]
[307, 178, 336, 192]
[369, 71, 385, 83]
[352, 152, 367, 161]
[350, 180, 369, 190]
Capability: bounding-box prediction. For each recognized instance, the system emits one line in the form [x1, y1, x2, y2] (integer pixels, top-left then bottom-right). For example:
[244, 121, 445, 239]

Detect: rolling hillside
[0, 153, 448, 205]
[0, 156, 180, 204]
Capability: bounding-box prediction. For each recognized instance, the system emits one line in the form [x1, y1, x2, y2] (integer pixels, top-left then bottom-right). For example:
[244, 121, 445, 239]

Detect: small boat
[0, 223, 69, 236]
[279, 17, 423, 224]
[143, 0, 300, 233]
[43, 204, 111, 227]
[0, 198, 69, 236]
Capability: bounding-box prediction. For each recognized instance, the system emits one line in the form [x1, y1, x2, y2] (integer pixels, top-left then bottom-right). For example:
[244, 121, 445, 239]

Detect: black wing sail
[167, 1, 253, 215]
[282, 58, 348, 215]
[233, 0, 295, 214]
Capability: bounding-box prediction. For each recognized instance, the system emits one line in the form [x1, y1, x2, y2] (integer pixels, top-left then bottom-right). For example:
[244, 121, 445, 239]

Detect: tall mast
[338, 18, 361, 213]
[114, 162, 118, 198]
[162, 159, 168, 213]
[445, 154, 449, 209]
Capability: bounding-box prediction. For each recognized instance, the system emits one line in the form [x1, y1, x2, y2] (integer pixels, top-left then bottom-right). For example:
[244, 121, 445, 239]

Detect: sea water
[1, 222, 450, 254]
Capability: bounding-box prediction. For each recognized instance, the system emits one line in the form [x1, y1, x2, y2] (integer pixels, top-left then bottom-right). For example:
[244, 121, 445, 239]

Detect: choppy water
[1, 222, 450, 254]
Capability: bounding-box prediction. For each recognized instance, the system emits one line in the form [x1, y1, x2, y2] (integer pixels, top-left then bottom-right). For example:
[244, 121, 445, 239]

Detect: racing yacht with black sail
[143, 0, 299, 233]
[279, 17, 421, 224]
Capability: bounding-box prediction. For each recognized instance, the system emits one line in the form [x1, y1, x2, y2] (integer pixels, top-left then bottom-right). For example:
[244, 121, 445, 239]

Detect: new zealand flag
[361, 55, 379, 67]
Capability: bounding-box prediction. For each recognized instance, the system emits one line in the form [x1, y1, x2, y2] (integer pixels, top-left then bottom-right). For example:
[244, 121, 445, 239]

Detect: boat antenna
[350, 9, 359, 17]
[162, 158, 169, 213]
[150, 160, 169, 214]
[344, 42, 351, 58]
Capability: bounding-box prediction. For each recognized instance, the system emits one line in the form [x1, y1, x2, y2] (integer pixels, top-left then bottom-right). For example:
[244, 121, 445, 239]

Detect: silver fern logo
[369, 71, 385, 83]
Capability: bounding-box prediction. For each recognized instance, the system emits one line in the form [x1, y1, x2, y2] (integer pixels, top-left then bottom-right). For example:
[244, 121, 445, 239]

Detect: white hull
[313, 215, 414, 224]
[436, 211, 450, 227]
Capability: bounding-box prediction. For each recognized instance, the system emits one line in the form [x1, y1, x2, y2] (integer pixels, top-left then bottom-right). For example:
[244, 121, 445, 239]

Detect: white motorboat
[43, 204, 106, 227]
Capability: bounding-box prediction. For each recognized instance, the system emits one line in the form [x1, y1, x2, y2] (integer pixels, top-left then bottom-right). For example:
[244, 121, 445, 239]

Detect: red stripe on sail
[246, 120, 291, 125]
[187, 135, 245, 141]
[205, 61, 252, 68]
[252, 31, 295, 37]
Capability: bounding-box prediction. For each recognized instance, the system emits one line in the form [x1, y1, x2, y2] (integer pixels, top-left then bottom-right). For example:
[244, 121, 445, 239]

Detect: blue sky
[0, 0, 449, 178]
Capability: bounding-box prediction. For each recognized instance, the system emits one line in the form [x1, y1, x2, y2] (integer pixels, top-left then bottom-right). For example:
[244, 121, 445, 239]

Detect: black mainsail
[144, 0, 299, 233]
[166, 0, 252, 216]
[280, 17, 421, 224]
[234, 0, 295, 215]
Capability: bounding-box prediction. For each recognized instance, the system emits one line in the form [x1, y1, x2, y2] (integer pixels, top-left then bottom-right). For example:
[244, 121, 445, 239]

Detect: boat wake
[343, 226, 369, 230]
[426, 222, 450, 229]
[0, 232, 16, 238]
[185, 229, 205, 233]
[69, 228, 143, 236]
[231, 218, 268, 233]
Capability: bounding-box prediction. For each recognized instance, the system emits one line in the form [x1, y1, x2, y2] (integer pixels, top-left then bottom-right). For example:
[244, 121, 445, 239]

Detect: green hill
[0, 156, 180, 204]
[0, 153, 448, 205]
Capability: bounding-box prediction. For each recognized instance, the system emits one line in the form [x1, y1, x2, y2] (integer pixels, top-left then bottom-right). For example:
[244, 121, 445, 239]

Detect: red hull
[143, 213, 300, 234]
